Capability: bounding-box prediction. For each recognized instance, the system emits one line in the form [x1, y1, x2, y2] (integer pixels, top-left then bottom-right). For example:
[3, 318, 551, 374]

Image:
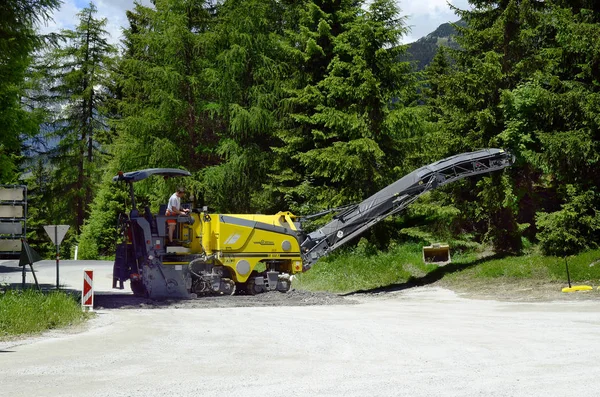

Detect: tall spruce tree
[0, 0, 59, 182]
[427, 0, 600, 254]
[112, 0, 216, 199]
[267, 0, 420, 219]
[424, 0, 548, 252]
[41, 2, 117, 232]
[200, 0, 290, 212]
[78, 0, 217, 257]
[500, 1, 600, 254]
[81, 0, 296, 256]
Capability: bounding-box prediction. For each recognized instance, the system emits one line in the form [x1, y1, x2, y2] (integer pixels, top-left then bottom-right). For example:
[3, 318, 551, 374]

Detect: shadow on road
[1, 280, 151, 309]
[93, 293, 167, 309]
[0, 263, 21, 274]
[343, 254, 505, 296]
[1, 282, 80, 294]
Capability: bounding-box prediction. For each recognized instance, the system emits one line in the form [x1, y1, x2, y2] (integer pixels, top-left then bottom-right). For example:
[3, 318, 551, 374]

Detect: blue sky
[38, 0, 470, 46]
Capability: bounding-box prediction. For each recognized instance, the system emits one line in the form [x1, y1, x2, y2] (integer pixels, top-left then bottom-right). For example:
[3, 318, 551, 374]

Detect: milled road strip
[1, 287, 599, 397]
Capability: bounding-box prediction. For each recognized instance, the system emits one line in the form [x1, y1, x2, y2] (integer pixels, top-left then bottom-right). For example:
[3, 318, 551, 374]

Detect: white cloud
[93, 0, 153, 48]
[36, 0, 79, 33]
[399, 0, 464, 16]
[398, 0, 470, 43]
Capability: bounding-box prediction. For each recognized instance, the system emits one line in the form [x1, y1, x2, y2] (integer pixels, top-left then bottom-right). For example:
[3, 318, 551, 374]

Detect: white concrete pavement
[1, 287, 600, 397]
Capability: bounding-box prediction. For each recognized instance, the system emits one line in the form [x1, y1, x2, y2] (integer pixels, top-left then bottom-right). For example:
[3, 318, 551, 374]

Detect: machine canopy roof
[113, 168, 191, 183]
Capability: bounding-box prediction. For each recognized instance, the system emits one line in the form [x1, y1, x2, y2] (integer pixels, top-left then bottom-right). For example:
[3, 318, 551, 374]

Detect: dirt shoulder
[438, 278, 600, 302]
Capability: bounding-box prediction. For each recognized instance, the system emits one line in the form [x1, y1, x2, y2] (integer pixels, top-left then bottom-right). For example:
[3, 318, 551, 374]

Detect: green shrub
[536, 186, 600, 256]
[77, 231, 99, 260]
[78, 179, 128, 259]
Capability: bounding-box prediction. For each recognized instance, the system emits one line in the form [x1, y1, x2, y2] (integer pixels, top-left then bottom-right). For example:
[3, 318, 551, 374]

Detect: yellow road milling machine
[112, 148, 514, 299]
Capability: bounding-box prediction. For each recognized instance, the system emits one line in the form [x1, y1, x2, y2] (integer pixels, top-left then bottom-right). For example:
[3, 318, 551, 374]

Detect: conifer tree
[424, 1, 546, 252]
[111, 0, 217, 203]
[427, 0, 600, 254]
[41, 2, 117, 232]
[79, 0, 217, 256]
[267, 0, 419, 217]
[200, 0, 291, 212]
[0, 0, 59, 182]
[500, 1, 600, 254]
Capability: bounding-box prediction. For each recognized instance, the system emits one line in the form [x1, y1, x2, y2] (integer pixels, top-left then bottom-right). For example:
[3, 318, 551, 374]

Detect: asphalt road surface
[1, 260, 600, 396]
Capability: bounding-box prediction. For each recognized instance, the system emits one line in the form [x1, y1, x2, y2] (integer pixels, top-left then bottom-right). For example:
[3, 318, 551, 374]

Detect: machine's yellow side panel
[216, 222, 254, 251]
[215, 221, 299, 254]
[182, 213, 303, 282]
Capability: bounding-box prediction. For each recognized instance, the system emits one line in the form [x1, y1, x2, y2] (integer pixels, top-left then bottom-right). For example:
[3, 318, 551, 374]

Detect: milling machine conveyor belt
[301, 148, 515, 269]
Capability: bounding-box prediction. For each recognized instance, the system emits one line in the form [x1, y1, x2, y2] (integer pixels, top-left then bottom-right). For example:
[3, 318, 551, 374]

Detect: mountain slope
[405, 20, 464, 71]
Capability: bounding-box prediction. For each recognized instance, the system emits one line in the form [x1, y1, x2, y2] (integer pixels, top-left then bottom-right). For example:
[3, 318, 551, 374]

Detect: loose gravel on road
[94, 289, 357, 309]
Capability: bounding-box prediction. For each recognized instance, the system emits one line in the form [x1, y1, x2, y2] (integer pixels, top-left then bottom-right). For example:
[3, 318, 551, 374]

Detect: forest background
[1, 0, 599, 262]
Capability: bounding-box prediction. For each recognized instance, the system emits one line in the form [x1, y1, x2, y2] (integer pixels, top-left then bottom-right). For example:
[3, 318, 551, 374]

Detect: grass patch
[0, 289, 89, 340]
[445, 249, 600, 284]
[294, 242, 439, 293]
[294, 242, 600, 294]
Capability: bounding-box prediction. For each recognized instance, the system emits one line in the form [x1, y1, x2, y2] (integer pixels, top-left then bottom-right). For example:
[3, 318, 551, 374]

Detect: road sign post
[43, 225, 70, 289]
[55, 227, 58, 288]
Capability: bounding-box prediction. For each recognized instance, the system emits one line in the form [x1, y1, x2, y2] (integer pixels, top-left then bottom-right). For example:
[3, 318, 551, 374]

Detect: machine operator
[166, 186, 189, 244]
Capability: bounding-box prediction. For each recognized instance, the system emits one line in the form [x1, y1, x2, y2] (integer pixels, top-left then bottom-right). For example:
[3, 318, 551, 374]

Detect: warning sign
[82, 269, 94, 309]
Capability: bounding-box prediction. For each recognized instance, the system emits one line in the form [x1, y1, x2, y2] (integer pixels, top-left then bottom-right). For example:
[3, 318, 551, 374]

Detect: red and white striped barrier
[82, 269, 94, 311]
